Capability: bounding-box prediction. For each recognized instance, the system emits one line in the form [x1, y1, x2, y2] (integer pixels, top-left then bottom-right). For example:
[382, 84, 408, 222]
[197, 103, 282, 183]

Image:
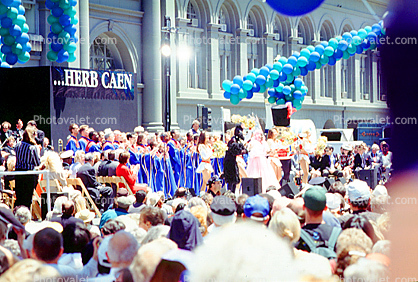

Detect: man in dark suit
[77, 153, 113, 212]
[27, 120, 45, 146]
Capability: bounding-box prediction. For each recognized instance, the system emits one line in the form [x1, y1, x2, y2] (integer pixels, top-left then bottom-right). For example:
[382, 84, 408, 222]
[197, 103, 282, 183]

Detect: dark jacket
[168, 210, 203, 251]
[76, 163, 100, 188]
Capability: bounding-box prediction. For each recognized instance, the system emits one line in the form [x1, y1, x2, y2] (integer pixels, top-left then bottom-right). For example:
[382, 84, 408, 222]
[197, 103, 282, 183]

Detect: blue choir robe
[78, 136, 89, 152]
[86, 141, 102, 153]
[66, 135, 79, 155]
[102, 141, 115, 151]
[167, 140, 181, 187]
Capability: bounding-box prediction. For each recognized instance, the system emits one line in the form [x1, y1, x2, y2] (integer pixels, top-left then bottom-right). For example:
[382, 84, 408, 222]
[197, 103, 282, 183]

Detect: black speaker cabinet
[271, 105, 290, 127]
[242, 177, 262, 196]
[41, 192, 69, 220]
[358, 168, 378, 189]
[279, 182, 300, 199]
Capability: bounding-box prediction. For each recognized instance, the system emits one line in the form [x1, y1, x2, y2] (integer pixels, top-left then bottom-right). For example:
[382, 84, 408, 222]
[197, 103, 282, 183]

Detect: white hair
[187, 197, 207, 213]
[107, 230, 139, 265]
[344, 258, 388, 281]
[210, 212, 236, 227]
[52, 196, 68, 214]
[15, 206, 31, 225]
[372, 240, 391, 256]
[190, 222, 298, 281]
[140, 225, 170, 245]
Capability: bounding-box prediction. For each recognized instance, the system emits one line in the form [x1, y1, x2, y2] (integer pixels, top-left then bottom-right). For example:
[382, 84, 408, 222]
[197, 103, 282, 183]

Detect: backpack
[299, 227, 341, 260]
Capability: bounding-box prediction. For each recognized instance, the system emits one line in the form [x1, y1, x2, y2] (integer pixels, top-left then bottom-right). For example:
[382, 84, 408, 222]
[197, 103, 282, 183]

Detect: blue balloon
[265, 63, 273, 71]
[338, 40, 348, 51]
[307, 61, 316, 71]
[315, 44, 324, 55]
[45, 0, 57, 9]
[268, 88, 276, 97]
[259, 66, 270, 78]
[276, 92, 285, 100]
[366, 32, 377, 44]
[273, 79, 280, 87]
[334, 49, 344, 59]
[6, 53, 18, 65]
[265, 0, 325, 16]
[362, 39, 371, 50]
[282, 63, 294, 74]
[0, 61, 11, 68]
[255, 75, 266, 85]
[0, 0, 13, 6]
[18, 5, 25, 15]
[300, 66, 308, 76]
[279, 72, 287, 82]
[1, 17, 12, 28]
[246, 90, 253, 99]
[252, 83, 260, 93]
[1, 44, 12, 54]
[69, 0, 77, 6]
[355, 45, 364, 54]
[51, 41, 63, 52]
[10, 0, 19, 8]
[59, 14, 71, 26]
[350, 30, 358, 37]
[309, 51, 320, 62]
[230, 84, 240, 95]
[294, 78, 303, 89]
[293, 90, 303, 99]
[287, 56, 298, 67]
[51, 7, 64, 17]
[328, 56, 336, 66]
[342, 32, 353, 44]
[233, 75, 243, 87]
[16, 33, 29, 45]
[292, 51, 300, 59]
[320, 41, 328, 48]
[22, 42, 31, 52]
[9, 24, 21, 37]
[372, 23, 381, 35]
[223, 91, 231, 99]
[283, 86, 291, 95]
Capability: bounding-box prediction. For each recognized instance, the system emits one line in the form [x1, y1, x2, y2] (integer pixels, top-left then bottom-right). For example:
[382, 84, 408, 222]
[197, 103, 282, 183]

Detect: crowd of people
[0, 118, 394, 281]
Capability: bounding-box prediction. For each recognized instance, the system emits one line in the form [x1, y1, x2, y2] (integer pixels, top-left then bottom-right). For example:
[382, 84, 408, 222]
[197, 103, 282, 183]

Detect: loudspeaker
[241, 177, 262, 196]
[271, 105, 290, 127]
[279, 182, 300, 199]
[41, 192, 69, 220]
[358, 168, 378, 189]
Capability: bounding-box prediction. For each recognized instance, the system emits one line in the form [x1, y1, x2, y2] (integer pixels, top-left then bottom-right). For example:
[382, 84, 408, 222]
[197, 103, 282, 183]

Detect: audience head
[135, 190, 147, 204]
[119, 151, 130, 164]
[139, 207, 164, 231]
[62, 200, 75, 217]
[302, 186, 327, 220]
[74, 150, 85, 163]
[14, 206, 31, 225]
[269, 207, 301, 245]
[347, 180, 371, 210]
[236, 194, 249, 218]
[243, 195, 270, 225]
[32, 228, 63, 263]
[141, 225, 171, 245]
[210, 195, 237, 227]
[343, 215, 377, 243]
[107, 230, 139, 268]
[0, 259, 60, 282]
[62, 222, 91, 254]
[168, 210, 203, 250]
[102, 219, 126, 236]
[329, 181, 346, 198]
[344, 257, 388, 281]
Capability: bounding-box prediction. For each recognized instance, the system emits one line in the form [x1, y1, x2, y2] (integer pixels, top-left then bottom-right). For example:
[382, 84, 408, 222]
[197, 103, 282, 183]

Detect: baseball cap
[117, 188, 129, 197]
[309, 177, 326, 187]
[210, 196, 236, 216]
[207, 175, 221, 187]
[116, 196, 131, 209]
[302, 186, 327, 211]
[243, 195, 270, 221]
[326, 193, 340, 210]
[372, 185, 388, 197]
[60, 150, 73, 159]
[347, 180, 371, 202]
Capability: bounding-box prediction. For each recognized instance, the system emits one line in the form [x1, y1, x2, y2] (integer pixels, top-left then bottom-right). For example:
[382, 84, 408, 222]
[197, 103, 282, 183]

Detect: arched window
[341, 25, 354, 99]
[187, 2, 197, 19]
[247, 7, 266, 72]
[298, 17, 314, 45]
[90, 37, 116, 70]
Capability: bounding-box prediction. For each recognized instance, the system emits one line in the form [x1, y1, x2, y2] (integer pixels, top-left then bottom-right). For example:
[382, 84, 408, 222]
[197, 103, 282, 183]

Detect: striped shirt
[14, 141, 41, 170]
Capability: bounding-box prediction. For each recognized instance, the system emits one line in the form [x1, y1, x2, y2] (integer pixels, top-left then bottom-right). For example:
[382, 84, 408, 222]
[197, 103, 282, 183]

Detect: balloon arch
[222, 21, 386, 111]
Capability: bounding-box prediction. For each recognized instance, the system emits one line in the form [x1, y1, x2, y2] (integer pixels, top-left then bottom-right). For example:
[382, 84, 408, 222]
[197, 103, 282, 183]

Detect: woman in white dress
[196, 131, 214, 192]
[246, 130, 281, 193]
[266, 128, 282, 184]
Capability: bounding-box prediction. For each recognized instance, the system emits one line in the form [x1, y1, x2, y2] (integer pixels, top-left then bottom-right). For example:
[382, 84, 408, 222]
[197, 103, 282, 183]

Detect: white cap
[347, 180, 371, 202]
[326, 193, 341, 210]
[373, 185, 388, 197]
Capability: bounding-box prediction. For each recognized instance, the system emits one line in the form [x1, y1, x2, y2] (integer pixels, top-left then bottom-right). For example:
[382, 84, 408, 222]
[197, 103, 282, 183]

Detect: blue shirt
[99, 208, 129, 229]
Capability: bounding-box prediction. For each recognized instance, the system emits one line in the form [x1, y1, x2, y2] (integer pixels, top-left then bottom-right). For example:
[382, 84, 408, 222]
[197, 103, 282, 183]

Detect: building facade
[18, 0, 389, 132]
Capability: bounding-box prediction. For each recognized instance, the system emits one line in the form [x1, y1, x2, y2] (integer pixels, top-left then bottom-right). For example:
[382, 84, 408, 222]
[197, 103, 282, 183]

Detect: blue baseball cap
[244, 195, 270, 221]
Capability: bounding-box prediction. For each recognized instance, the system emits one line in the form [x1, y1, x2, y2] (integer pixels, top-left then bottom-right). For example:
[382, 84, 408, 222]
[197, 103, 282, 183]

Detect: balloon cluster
[0, 0, 31, 67]
[222, 21, 386, 111]
[46, 0, 78, 63]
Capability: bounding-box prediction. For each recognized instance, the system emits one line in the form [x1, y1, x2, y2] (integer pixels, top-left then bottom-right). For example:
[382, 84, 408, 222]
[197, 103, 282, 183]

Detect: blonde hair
[190, 205, 208, 237]
[336, 228, 373, 255]
[6, 156, 16, 172]
[40, 151, 62, 173]
[74, 150, 85, 163]
[0, 259, 60, 282]
[269, 207, 301, 244]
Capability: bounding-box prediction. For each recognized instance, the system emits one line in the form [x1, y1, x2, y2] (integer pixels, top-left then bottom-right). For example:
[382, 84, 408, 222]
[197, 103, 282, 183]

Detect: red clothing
[116, 163, 137, 191]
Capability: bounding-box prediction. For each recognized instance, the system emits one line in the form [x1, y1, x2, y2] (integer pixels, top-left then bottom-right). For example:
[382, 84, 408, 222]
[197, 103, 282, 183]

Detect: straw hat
[75, 209, 95, 223]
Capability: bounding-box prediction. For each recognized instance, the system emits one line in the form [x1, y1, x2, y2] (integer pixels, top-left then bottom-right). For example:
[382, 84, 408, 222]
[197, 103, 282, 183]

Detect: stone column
[236, 29, 248, 75]
[38, 1, 50, 66]
[353, 56, 361, 102]
[142, 0, 164, 132]
[333, 60, 342, 105]
[79, 0, 89, 69]
[176, 18, 189, 96]
[264, 33, 275, 63]
[207, 23, 221, 98]
[371, 51, 379, 103]
[288, 36, 300, 55]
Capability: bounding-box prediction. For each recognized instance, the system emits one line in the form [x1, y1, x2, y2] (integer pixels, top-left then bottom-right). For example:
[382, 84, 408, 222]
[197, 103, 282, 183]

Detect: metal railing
[0, 170, 52, 213]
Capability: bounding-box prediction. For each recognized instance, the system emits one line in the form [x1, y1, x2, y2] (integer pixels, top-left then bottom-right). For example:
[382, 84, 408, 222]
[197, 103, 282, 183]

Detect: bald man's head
[62, 200, 75, 217]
